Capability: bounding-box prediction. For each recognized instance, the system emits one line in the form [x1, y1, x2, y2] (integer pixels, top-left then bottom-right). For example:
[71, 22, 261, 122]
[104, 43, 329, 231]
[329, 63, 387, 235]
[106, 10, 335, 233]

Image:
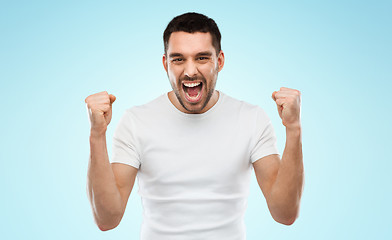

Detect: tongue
[186, 84, 202, 97]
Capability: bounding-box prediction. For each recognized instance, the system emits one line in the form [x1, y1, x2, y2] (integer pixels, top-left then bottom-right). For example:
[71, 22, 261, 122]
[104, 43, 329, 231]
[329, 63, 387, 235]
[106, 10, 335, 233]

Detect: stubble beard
[172, 74, 217, 114]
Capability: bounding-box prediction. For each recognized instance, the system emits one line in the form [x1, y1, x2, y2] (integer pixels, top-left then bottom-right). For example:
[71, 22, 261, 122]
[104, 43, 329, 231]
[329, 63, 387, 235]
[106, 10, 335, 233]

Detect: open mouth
[182, 81, 203, 103]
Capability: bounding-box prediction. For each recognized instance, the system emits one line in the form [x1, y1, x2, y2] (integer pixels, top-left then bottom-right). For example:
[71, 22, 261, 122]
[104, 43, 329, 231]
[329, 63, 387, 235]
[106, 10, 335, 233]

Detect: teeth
[183, 82, 201, 87]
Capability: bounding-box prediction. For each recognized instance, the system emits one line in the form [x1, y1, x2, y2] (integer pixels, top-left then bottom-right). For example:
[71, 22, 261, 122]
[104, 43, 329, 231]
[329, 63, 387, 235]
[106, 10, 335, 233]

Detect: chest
[136, 116, 253, 197]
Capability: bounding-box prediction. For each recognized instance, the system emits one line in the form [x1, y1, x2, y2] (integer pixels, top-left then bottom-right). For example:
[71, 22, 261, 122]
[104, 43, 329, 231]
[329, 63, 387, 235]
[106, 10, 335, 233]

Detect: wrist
[90, 128, 107, 139]
[285, 124, 302, 136]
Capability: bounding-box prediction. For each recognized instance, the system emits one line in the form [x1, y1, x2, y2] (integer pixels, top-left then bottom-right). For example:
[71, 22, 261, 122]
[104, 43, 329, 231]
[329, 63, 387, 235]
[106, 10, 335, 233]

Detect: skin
[253, 87, 304, 225]
[85, 31, 303, 231]
[86, 91, 137, 231]
[162, 31, 224, 114]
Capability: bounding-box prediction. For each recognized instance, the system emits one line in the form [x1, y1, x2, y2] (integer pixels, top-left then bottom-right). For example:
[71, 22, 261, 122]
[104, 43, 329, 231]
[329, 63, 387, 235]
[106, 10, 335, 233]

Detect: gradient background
[1, 0, 391, 239]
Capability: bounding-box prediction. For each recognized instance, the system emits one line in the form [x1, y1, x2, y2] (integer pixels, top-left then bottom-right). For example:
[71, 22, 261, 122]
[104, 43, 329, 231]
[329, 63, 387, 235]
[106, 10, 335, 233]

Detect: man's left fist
[272, 87, 301, 129]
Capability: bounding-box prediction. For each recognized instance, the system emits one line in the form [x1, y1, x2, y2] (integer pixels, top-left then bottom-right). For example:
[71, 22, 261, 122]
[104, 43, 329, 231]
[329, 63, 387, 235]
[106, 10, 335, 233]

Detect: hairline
[164, 30, 221, 57]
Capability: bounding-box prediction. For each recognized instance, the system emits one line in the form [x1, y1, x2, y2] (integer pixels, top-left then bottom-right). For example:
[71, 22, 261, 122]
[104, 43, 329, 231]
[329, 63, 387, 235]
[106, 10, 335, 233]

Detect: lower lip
[183, 85, 203, 103]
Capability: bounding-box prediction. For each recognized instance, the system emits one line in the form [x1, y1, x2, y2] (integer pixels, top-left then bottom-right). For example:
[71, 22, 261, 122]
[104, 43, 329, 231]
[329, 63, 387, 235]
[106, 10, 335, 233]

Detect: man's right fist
[85, 91, 116, 135]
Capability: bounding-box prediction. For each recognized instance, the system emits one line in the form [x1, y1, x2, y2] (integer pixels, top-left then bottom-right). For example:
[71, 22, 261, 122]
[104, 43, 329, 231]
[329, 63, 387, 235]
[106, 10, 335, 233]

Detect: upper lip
[182, 80, 202, 84]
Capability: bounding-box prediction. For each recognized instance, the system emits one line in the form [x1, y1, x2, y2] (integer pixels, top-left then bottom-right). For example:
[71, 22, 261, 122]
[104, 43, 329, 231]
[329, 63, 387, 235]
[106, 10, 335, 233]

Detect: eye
[198, 57, 209, 61]
[172, 58, 183, 62]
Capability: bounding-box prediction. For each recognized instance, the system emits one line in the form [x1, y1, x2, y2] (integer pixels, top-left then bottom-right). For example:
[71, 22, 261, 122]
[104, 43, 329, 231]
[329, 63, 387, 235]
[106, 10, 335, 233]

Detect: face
[163, 31, 224, 114]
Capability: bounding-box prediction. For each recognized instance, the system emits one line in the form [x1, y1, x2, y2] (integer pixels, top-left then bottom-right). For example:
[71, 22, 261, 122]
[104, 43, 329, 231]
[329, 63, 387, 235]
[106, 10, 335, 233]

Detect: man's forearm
[269, 127, 304, 224]
[87, 133, 123, 230]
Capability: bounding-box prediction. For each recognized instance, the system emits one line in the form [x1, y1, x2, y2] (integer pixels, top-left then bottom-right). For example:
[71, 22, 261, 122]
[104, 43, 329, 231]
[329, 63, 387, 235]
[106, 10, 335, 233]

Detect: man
[85, 12, 303, 239]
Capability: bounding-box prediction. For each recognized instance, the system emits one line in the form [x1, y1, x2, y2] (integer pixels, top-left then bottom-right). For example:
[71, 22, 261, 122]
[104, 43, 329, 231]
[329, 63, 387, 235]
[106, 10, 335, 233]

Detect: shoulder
[124, 93, 167, 118]
[220, 91, 267, 117]
[115, 93, 167, 133]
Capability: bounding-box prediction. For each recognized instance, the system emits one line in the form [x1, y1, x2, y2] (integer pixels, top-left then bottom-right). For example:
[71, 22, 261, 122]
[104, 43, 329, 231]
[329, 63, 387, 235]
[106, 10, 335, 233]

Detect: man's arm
[87, 134, 138, 231]
[85, 91, 138, 231]
[253, 128, 303, 225]
[253, 87, 304, 225]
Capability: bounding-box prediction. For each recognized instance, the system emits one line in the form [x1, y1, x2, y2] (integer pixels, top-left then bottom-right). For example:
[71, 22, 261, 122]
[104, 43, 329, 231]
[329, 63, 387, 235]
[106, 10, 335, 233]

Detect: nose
[184, 60, 198, 78]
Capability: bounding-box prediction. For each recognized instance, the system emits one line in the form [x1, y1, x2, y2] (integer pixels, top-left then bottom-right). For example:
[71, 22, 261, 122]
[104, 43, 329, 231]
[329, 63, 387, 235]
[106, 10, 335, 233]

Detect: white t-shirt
[111, 90, 279, 240]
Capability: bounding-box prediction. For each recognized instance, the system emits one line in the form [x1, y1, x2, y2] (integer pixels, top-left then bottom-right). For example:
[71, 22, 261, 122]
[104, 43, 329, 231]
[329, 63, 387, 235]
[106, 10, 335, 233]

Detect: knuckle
[96, 91, 107, 96]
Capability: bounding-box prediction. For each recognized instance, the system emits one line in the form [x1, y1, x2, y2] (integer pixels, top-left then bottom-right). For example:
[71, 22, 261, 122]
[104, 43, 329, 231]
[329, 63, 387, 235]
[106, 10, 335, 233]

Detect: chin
[182, 98, 207, 113]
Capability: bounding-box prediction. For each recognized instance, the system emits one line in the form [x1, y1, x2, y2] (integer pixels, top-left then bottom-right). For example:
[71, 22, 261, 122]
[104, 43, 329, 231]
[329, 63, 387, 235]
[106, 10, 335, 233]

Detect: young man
[85, 12, 303, 240]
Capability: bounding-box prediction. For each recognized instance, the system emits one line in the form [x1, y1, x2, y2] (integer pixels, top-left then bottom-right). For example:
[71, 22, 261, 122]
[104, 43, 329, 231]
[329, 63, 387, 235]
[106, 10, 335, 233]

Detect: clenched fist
[85, 91, 116, 136]
[272, 87, 301, 129]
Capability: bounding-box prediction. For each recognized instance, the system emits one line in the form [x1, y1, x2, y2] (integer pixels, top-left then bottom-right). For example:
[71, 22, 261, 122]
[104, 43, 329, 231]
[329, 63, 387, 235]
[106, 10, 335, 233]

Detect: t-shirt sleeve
[110, 109, 141, 169]
[250, 107, 280, 163]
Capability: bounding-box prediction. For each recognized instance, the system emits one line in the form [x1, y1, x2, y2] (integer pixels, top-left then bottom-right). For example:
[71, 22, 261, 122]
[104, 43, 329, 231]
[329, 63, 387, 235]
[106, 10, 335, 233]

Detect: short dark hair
[163, 12, 222, 56]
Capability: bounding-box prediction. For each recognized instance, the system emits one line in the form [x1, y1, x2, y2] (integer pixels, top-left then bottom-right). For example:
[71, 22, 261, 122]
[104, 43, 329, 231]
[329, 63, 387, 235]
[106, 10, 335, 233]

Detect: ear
[162, 54, 168, 73]
[217, 50, 225, 72]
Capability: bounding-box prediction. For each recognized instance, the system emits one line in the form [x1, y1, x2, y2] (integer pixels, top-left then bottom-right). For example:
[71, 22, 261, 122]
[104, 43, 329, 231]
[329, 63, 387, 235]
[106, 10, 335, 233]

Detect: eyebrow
[196, 51, 213, 57]
[169, 53, 183, 58]
[169, 51, 213, 58]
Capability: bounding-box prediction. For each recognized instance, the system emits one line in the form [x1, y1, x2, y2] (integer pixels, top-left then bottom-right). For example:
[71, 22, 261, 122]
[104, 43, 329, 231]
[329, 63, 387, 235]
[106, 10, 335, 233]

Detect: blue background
[1, 0, 391, 239]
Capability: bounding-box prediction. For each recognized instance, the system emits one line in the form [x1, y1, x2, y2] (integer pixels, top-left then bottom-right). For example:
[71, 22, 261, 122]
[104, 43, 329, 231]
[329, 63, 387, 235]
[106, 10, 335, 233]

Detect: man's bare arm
[87, 134, 138, 231]
[253, 87, 304, 225]
[253, 127, 303, 225]
[85, 91, 138, 231]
